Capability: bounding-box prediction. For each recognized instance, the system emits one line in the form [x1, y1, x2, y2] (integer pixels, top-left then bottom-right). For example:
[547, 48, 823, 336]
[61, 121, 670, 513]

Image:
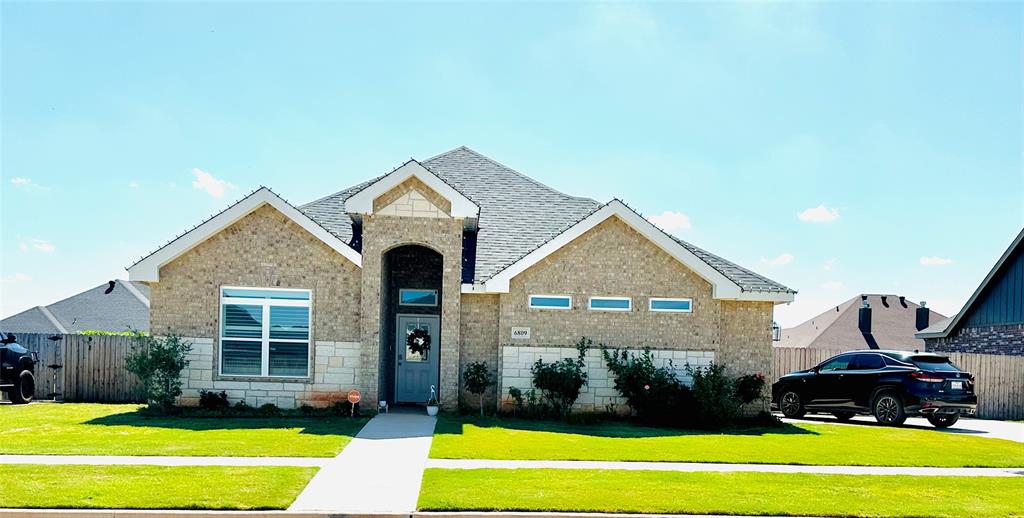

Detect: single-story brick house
[917, 226, 1024, 355]
[128, 147, 795, 410]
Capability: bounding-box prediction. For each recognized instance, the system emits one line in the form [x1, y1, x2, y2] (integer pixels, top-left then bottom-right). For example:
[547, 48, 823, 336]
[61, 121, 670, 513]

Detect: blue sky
[1, 1, 1021, 327]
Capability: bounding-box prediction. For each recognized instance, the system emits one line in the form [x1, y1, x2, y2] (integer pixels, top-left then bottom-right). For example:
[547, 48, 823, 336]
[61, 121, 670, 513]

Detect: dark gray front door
[395, 314, 440, 403]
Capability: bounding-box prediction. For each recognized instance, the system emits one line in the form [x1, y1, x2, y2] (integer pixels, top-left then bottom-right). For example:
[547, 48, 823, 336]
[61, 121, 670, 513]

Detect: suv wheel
[779, 390, 806, 418]
[10, 370, 34, 404]
[927, 413, 959, 428]
[831, 411, 856, 422]
[872, 391, 906, 426]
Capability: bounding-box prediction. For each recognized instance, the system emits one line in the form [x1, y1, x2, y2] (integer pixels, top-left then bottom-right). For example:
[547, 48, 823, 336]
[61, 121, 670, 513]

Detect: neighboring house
[917, 227, 1024, 355]
[127, 147, 795, 410]
[0, 280, 150, 334]
[777, 294, 946, 351]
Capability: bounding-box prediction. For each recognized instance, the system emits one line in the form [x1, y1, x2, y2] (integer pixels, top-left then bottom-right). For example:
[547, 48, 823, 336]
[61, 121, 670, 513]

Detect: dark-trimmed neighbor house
[778, 294, 946, 351]
[917, 227, 1024, 355]
[0, 280, 150, 334]
[128, 147, 795, 410]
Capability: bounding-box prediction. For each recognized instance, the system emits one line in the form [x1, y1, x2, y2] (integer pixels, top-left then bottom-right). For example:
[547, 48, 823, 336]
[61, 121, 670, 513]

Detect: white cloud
[10, 177, 47, 191]
[128, 181, 139, 188]
[797, 204, 839, 223]
[647, 210, 692, 232]
[823, 258, 837, 271]
[1, 272, 31, 283]
[31, 238, 55, 253]
[920, 256, 953, 266]
[820, 280, 845, 290]
[761, 253, 794, 267]
[191, 168, 236, 198]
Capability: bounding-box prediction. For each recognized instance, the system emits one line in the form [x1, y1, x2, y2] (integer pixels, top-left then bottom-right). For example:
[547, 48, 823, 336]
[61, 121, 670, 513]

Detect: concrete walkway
[289, 410, 437, 514]
[0, 455, 325, 467]
[427, 459, 1024, 477]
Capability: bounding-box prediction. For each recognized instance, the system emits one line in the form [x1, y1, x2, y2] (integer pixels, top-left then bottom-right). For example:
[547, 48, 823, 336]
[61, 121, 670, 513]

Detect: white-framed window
[529, 294, 572, 310]
[220, 287, 311, 378]
[399, 289, 438, 307]
[649, 297, 693, 313]
[589, 296, 632, 311]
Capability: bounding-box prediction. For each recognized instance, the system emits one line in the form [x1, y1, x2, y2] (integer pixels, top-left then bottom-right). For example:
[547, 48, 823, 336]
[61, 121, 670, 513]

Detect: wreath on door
[406, 328, 432, 355]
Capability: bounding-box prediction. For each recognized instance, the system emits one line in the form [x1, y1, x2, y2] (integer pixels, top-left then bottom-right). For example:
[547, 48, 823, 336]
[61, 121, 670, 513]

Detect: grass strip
[0, 403, 367, 457]
[419, 468, 1024, 517]
[431, 416, 1024, 467]
[0, 464, 317, 510]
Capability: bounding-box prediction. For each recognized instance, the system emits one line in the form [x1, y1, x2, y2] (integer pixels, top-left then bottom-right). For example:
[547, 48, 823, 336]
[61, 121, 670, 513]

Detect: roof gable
[128, 187, 361, 282]
[483, 199, 795, 302]
[918, 227, 1024, 338]
[345, 160, 479, 219]
[781, 294, 946, 350]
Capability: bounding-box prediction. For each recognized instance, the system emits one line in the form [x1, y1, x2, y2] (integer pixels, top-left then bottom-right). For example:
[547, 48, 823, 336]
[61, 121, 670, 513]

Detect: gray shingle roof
[0, 280, 150, 334]
[301, 146, 793, 294]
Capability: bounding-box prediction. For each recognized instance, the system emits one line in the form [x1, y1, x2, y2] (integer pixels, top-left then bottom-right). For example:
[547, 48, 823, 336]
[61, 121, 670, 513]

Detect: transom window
[529, 295, 572, 310]
[220, 287, 310, 378]
[589, 297, 631, 311]
[649, 298, 693, 313]
[399, 289, 438, 307]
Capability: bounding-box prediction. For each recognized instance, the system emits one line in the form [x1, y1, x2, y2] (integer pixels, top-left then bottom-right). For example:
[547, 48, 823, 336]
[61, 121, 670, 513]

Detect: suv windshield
[911, 356, 960, 372]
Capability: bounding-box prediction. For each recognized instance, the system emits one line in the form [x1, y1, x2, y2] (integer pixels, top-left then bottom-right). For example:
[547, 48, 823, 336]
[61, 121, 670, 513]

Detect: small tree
[125, 332, 191, 411]
[463, 361, 494, 417]
[531, 337, 590, 417]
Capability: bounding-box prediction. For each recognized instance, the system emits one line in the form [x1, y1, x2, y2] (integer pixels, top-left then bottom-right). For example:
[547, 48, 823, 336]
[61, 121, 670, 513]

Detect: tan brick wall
[499, 217, 722, 349]
[496, 216, 774, 384]
[148, 204, 363, 407]
[372, 177, 452, 215]
[459, 293, 500, 409]
[360, 214, 463, 409]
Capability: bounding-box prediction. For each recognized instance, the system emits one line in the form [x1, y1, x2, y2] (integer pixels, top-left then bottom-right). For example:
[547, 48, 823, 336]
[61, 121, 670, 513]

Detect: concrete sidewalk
[783, 415, 1024, 443]
[0, 455, 326, 467]
[426, 459, 1024, 477]
[289, 411, 437, 514]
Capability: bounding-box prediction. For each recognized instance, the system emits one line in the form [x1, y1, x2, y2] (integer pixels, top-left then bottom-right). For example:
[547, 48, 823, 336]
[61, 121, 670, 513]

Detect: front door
[395, 314, 440, 404]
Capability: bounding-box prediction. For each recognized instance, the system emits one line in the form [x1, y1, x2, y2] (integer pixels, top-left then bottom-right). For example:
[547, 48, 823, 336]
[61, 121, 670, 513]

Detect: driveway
[782, 414, 1024, 443]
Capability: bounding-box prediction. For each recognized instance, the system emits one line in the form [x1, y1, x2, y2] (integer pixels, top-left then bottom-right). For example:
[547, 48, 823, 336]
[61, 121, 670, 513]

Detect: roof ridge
[424, 146, 598, 204]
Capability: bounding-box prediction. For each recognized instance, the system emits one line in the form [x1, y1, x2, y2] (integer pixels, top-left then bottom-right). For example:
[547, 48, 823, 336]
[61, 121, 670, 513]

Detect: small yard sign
[347, 389, 361, 404]
[511, 327, 531, 340]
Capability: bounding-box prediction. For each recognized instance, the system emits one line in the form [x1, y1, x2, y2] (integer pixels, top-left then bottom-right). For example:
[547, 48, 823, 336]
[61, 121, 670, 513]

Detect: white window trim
[649, 297, 693, 313]
[399, 288, 438, 307]
[529, 294, 573, 310]
[588, 296, 632, 312]
[219, 286, 312, 378]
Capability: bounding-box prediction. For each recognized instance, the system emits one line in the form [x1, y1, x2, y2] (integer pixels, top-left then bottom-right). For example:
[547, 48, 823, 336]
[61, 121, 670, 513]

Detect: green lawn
[0, 403, 367, 457]
[419, 468, 1024, 517]
[431, 416, 1024, 467]
[0, 464, 316, 509]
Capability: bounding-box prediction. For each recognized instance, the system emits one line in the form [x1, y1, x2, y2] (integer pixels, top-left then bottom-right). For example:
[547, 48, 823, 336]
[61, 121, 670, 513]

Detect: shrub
[463, 361, 494, 416]
[507, 386, 524, 416]
[300, 404, 316, 416]
[199, 390, 230, 411]
[601, 347, 693, 425]
[233, 400, 252, 412]
[329, 400, 356, 416]
[257, 403, 281, 417]
[736, 373, 767, 404]
[687, 362, 741, 429]
[531, 337, 590, 417]
[124, 332, 191, 411]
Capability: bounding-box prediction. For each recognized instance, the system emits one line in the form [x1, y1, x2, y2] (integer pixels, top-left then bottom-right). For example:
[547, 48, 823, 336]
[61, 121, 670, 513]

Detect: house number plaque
[511, 327, 531, 340]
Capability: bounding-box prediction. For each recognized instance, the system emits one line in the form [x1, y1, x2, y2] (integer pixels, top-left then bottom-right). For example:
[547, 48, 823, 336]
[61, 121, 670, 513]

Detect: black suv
[0, 330, 37, 404]
[772, 350, 976, 428]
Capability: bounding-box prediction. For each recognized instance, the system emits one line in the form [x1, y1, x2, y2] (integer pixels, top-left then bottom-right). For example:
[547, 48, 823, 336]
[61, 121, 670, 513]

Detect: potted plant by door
[426, 385, 439, 416]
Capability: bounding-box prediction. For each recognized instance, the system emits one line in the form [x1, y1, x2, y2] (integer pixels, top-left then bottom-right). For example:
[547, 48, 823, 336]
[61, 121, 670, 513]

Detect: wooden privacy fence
[13, 333, 144, 403]
[772, 346, 1024, 420]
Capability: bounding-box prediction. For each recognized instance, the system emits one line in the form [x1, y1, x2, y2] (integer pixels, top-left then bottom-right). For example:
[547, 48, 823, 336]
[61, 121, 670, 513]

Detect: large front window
[220, 287, 311, 378]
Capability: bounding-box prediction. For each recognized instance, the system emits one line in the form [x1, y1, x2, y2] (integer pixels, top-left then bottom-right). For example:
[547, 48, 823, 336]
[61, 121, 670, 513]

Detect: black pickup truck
[0, 330, 37, 404]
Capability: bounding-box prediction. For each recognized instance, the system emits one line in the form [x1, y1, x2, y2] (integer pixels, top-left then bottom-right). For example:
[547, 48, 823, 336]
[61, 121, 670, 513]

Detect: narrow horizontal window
[220, 286, 311, 378]
[529, 295, 572, 310]
[650, 298, 693, 313]
[399, 289, 438, 307]
[589, 297, 631, 311]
